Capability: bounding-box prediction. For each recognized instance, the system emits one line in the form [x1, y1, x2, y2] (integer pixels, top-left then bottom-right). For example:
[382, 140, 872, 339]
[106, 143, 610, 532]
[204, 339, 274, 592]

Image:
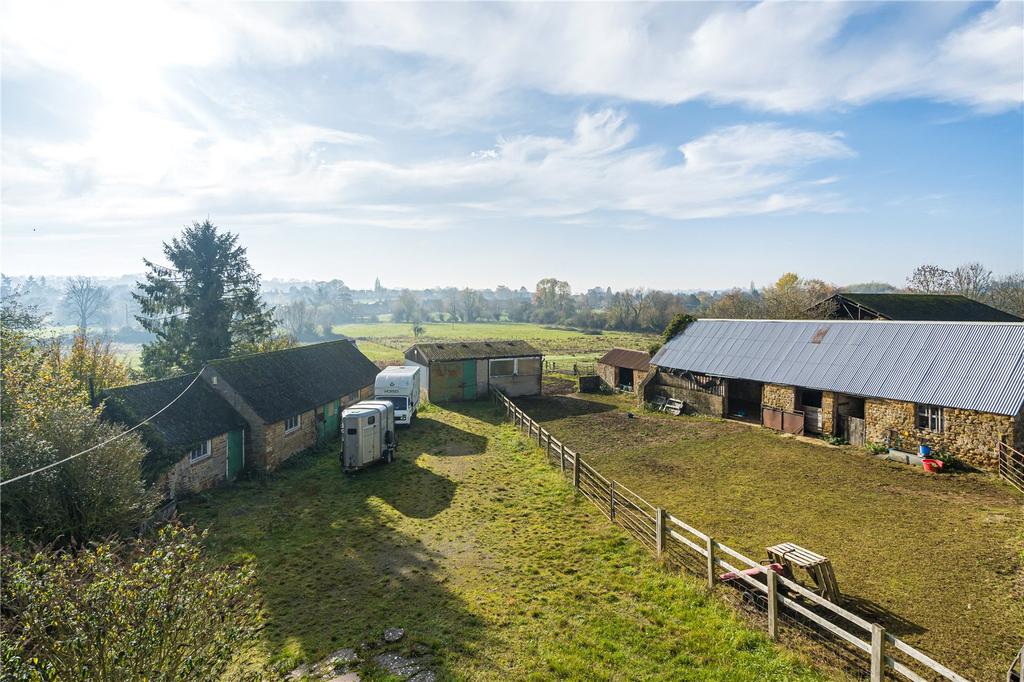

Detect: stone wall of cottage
[821, 392, 836, 435]
[762, 384, 796, 412]
[166, 432, 229, 497]
[865, 398, 1012, 470]
[262, 408, 318, 470]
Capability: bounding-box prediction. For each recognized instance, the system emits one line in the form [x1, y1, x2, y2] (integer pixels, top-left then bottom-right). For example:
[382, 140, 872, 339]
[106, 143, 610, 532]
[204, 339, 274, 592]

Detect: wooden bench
[767, 542, 842, 603]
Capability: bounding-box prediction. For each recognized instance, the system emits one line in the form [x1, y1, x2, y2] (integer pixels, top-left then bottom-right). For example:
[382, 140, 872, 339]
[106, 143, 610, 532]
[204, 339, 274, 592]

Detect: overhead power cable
[0, 372, 203, 487]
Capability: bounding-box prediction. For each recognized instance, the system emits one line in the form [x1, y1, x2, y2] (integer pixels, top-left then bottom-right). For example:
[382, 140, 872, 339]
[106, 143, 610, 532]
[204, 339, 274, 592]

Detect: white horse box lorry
[374, 365, 421, 425]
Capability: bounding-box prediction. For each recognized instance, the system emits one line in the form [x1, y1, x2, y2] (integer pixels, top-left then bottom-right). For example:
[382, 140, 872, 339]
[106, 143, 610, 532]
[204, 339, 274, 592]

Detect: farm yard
[514, 390, 1024, 680]
[183, 402, 824, 681]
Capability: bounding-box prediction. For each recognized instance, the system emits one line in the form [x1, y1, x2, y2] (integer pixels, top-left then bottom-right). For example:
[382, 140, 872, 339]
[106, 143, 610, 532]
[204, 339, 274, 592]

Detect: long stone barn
[641, 319, 1024, 471]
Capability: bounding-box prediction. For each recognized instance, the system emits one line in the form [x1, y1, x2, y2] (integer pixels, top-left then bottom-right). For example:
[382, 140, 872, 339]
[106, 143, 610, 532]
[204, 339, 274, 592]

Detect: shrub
[865, 442, 888, 455]
[0, 406, 158, 545]
[1, 524, 262, 681]
[823, 434, 849, 446]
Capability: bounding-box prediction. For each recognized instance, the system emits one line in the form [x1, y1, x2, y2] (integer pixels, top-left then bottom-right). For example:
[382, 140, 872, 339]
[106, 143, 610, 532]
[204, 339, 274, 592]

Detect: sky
[2, 1, 1022, 292]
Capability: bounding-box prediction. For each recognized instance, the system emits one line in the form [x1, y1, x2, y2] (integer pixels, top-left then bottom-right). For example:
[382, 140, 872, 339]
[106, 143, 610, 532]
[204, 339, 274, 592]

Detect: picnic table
[767, 542, 842, 603]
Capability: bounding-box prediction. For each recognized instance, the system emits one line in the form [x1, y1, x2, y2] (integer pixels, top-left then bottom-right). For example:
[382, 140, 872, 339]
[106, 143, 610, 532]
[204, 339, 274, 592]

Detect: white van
[374, 365, 421, 425]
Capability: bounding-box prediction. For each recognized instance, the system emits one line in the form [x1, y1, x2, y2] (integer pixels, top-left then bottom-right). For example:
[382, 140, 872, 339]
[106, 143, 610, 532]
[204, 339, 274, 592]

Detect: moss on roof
[102, 373, 247, 481]
[406, 340, 541, 362]
[822, 293, 1021, 322]
[208, 340, 379, 423]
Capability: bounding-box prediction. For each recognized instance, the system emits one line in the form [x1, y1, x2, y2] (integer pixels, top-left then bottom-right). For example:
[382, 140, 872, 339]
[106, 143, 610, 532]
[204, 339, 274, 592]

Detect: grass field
[183, 402, 824, 681]
[336, 321, 657, 360]
[515, 391, 1024, 680]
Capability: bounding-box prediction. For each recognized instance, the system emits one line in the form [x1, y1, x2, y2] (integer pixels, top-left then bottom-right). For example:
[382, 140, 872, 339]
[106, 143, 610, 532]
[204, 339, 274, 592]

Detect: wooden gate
[842, 416, 866, 446]
[997, 441, 1024, 494]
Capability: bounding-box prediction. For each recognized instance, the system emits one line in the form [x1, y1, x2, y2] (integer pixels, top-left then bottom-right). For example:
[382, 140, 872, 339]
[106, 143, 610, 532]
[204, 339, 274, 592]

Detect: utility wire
[0, 372, 204, 487]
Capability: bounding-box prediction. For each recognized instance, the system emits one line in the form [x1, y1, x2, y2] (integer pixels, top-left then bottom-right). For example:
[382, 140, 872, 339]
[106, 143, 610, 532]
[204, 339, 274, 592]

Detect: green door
[324, 400, 340, 440]
[227, 429, 244, 481]
[462, 360, 477, 400]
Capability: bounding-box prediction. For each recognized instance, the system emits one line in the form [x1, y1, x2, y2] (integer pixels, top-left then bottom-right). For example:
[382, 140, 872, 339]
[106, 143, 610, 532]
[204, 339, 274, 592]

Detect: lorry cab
[374, 365, 421, 426]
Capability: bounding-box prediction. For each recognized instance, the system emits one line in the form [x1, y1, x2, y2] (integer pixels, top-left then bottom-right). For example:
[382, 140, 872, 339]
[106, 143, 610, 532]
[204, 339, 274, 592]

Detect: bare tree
[906, 264, 952, 293]
[948, 262, 992, 300]
[62, 276, 110, 332]
[277, 300, 321, 339]
[988, 272, 1024, 318]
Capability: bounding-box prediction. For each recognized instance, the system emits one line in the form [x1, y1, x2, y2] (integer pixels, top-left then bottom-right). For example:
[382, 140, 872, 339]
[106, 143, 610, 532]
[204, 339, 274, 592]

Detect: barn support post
[767, 569, 778, 640]
[705, 537, 716, 590]
[870, 624, 885, 682]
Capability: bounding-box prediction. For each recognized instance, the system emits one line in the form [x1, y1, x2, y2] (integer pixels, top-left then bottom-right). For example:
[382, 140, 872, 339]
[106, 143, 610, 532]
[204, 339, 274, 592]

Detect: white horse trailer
[374, 365, 421, 425]
[340, 401, 396, 472]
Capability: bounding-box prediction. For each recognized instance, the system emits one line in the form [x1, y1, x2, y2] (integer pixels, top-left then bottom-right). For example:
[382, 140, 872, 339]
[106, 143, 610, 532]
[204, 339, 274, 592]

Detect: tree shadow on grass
[843, 594, 926, 637]
[184, 423, 488, 678]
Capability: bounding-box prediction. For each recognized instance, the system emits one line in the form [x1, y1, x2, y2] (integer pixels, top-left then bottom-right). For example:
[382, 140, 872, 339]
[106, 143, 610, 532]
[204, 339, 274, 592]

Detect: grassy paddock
[514, 392, 1024, 680]
[335, 321, 657, 357]
[183, 402, 824, 680]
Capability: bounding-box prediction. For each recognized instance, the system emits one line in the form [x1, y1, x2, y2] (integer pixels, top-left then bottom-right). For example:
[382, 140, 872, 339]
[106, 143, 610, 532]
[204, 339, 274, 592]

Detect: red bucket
[922, 458, 944, 473]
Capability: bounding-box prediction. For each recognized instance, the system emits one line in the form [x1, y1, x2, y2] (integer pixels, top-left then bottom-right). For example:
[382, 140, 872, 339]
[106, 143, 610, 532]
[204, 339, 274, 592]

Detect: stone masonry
[165, 432, 229, 497]
[821, 391, 836, 435]
[762, 384, 796, 412]
[865, 398, 1013, 470]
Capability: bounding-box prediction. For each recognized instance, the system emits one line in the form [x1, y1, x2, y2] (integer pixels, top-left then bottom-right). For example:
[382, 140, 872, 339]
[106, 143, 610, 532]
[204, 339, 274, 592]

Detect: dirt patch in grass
[184, 402, 825, 681]
[517, 392, 1024, 680]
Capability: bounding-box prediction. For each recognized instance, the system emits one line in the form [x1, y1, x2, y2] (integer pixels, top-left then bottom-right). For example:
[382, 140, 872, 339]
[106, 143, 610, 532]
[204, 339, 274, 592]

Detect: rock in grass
[383, 627, 405, 643]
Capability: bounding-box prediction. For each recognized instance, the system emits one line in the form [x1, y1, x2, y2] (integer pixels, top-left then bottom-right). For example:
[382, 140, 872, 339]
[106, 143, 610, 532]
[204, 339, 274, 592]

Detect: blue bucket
[919, 444, 931, 456]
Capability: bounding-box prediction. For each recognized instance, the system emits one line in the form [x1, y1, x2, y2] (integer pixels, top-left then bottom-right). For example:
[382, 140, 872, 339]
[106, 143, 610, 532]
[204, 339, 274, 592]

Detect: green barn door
[227, 430, 244, 481]
[325, 400, 340, 440]
[462, 360, 477, 400]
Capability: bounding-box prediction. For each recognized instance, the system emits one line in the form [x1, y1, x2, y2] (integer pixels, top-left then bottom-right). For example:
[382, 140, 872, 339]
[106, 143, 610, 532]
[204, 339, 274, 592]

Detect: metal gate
[842, 416, 866, 446]
[997, 441, 1024, 494]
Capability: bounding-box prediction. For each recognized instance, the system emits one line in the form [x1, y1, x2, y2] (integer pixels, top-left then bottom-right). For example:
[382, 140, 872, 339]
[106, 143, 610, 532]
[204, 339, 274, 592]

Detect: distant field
[335, 322, 657, 358]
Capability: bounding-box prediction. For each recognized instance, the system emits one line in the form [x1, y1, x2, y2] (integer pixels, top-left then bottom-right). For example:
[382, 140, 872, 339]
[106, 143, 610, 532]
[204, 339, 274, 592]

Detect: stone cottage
[202, 339, 379, 471]
[644, 319, 1024, 471]
[102, 372, 248, 498]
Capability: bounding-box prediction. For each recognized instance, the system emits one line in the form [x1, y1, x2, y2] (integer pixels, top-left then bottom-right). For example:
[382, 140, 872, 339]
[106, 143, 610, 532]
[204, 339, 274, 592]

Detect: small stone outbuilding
[596, 348, 651, 394]
[405, 340, 542, 402]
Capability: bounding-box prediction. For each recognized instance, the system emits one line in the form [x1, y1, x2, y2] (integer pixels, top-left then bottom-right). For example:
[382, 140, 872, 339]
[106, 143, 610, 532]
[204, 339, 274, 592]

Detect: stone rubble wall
[166, 432, 229, 497]
[821, 391, 836, 435]
[865, 398, 1011, 470]
[762, 384, 796, 413]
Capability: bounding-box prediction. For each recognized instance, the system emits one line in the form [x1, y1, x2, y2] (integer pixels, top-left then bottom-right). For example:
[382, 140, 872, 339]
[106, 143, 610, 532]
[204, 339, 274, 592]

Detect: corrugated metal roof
[597, 348, 651, 371]
[407, 340, 541, 362]
[651, 319, 1024, 416]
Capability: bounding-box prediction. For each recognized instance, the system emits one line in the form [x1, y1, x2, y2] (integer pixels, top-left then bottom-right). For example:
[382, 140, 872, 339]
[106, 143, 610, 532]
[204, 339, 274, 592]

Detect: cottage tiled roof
[102, 373, 246, 450]
[407, 340, 541, 362]
[207, 340, 379, 423]
[652, 319, 1024, 416]
[597, 348, 651, 371]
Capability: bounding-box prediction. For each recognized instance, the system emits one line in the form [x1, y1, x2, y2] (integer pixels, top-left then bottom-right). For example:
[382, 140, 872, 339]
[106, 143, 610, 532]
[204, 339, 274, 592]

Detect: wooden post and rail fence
[492, 389, 972, 682]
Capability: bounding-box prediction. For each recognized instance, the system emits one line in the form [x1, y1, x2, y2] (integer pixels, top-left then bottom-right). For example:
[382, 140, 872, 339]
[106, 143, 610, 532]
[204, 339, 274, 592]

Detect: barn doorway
[836, 394, 866, 445]
[617, 366, 634, 391]
[726, 379, 763, 422]
[798, 389, 824, 434]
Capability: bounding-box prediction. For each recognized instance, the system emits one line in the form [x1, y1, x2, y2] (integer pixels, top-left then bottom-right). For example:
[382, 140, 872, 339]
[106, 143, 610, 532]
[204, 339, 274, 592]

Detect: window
[189, 440, 211, 463]
[382, 396, 408, 411]
[916, 404, 944, 433]
[490, 359, 515, 377]
[516, 358, 541, 375]
[368, 416, 375, 425]
[284, 414, 300, 433]
[346, 428, 357, 435]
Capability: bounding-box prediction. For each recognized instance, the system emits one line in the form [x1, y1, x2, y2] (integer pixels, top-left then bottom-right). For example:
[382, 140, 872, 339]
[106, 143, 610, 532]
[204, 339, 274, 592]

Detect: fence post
[573, 452, 580, 491]
[537, 423, 543, 447]
[766, 569, 778, 640]
[609, 481, 616, 521]
[655, 508, 665, 558]
[559, 442, 565, 474]
[705, 537, 716, 590]
[870, 623, 885, 682]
